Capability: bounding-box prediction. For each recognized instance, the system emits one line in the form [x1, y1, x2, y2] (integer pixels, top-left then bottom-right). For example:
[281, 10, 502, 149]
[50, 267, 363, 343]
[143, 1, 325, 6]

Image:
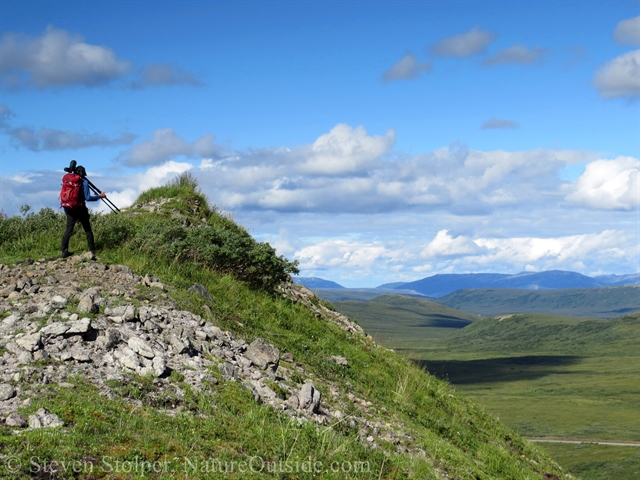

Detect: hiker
[60, 165, 106, 259]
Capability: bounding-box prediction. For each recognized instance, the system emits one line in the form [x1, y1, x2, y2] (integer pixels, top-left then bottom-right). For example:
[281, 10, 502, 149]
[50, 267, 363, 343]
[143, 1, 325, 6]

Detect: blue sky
[1, 1, 638, 287]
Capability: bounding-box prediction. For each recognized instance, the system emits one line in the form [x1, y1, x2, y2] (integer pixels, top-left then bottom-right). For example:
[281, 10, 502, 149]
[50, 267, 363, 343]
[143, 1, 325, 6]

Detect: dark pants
[61, 206, 95, 253]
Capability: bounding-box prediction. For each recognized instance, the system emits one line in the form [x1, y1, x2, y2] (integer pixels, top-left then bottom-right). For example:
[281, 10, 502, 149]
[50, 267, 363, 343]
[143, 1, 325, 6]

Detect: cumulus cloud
[431, 27, 497, 57]
[420, 230, 486, 258]
[566, 156, 639, 210]
[481, 118, 520, 129]
[120, 128, 219, 166]
[0, 26, 131, 88]
[0, 104, 137, 151]
[128, 64, 203, 89]
[593, 49, 640, 99]
[482, 45, 546, 65]
[382, 54, 432, 82]
[473, 230, 627, 267]
[294, 239, 404, 274]
[614, 16, 640, 46]
[299, 124, 396, 175]
[193, 126, 605, 216]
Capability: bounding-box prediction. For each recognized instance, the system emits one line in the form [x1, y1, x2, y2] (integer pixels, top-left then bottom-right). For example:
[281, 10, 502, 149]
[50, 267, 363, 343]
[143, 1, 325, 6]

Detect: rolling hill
[435, 285, 640, 318]
[333, 294, 481, 349]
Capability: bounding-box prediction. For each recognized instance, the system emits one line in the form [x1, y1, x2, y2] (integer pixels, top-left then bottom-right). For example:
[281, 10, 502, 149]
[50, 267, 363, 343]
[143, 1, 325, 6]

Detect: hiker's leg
[61, 209, 78, 255]
[78, 207, 96, 253]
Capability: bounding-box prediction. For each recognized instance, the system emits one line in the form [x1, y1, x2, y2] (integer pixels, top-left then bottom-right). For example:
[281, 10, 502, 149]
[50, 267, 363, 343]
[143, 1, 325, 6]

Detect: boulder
[298, 383, 321, 413]
[16, 332, 41, 352]
[244, 338, 280, 374]
[28, 408, 64, 428]
[0, 384, 16, 401]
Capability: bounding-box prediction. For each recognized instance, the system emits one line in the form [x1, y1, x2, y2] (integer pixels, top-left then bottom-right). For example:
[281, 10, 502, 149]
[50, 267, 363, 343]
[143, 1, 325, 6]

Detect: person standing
[60, 165, 106, 259]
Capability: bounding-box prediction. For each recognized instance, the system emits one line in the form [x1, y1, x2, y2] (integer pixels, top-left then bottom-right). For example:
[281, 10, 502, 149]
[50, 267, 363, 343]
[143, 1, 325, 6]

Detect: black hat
[75, 165, 86, 177]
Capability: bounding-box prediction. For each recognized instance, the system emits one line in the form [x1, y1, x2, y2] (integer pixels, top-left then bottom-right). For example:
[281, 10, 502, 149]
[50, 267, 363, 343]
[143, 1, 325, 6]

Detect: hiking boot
[61, 250, 74, 258]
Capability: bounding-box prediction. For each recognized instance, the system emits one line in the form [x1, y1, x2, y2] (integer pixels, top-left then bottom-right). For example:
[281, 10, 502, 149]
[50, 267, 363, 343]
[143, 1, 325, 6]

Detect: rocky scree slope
[0, 254, 410, 446]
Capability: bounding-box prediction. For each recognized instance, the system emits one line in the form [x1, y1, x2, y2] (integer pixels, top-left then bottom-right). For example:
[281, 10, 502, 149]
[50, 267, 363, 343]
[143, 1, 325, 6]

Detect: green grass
[334, 295, 480, 347]
[540, 444, 640, 480]
[0, 176, 570, 479]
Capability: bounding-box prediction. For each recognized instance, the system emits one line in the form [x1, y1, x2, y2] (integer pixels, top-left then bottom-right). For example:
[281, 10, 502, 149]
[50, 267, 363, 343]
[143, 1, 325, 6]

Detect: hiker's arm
[83, 180, 102, 202]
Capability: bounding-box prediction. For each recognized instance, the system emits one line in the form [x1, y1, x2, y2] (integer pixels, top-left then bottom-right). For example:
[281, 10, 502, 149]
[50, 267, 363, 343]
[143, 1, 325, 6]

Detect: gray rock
[218, 362, 238, 381]
[66, 317, 92, 335]
[128, 337, 155, 359]
[106, 305, 136, 322]
[17, 351, 33, 364]
[115, 347, 141, 371]
[169, 335, 190, 355]
[50, 295, 68, 309]
[2, 313, 20, 326]
[16, 332, 41, 352]
[298, 383, 321, 413]
[71, 350, 91, 362]
[152, 355, 167, 377]
[5, 412, 27, 427]
[0, 383, 16, 401]
[78, 295, 99, 314]
[96, 328, 122, 350]
[40, 322, 71, 338]
[188, 283, 213, 302]
[28, 408, 64, 428]
[244, 338, 280, 373]
[0, 284, 16, 298]
[329, 355, 349, 366]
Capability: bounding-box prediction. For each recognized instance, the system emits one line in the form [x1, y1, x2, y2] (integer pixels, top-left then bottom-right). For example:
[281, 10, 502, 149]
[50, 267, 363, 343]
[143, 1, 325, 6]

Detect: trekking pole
[86, 180, 120, 213]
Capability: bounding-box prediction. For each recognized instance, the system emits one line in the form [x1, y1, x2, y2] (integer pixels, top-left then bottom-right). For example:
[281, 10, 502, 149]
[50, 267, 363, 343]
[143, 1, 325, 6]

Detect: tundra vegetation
[335, 295, 640, 479]
[0, 174, 570, 479]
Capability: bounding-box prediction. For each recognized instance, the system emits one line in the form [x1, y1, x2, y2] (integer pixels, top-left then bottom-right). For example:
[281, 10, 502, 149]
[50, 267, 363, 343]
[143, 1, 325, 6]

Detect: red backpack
[60, 173, 84, 209]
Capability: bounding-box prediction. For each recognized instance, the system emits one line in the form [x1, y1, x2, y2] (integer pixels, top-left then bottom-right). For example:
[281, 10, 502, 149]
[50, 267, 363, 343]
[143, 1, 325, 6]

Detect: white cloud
[382, 54, 431, 82]
[593, 49, 640, 99]
[483, 45, 546, 65]
[294, 239, 400, 272]
[194, 128, 607, 215]
[0, 26, 131, 88]
[420, 230, 485, 258]
[432, 27, 497, 57]
[566, 156, 639, 210]
[481, 118, 520, 129]
[614, 16, 640, 46]
[473, 230, 627, 267]
[299, 124, 396, 175]
[121, 128, 219, 166]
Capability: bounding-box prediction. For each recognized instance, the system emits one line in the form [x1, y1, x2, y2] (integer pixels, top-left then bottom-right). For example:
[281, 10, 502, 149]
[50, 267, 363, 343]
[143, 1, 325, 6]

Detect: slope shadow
[415, 355, 584, 385]
[412, 314, 474, 329]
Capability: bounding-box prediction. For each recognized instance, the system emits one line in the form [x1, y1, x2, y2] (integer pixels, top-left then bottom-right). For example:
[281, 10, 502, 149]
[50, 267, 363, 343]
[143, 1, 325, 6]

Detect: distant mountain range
[293, 277, 345, 289]
[295, 270, 640, 299]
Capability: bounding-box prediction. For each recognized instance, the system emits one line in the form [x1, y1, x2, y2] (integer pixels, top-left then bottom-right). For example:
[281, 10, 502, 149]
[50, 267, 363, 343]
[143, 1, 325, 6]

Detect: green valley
[334, 295, 640, 479]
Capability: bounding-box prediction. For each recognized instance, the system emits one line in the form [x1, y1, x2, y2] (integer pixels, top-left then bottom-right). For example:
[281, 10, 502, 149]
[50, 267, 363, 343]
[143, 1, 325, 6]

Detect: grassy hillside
[334, 295, 480, 348]
[0, 174, 568, 479]
[410, 312, 640, 479]
[436, 286, 640, 318]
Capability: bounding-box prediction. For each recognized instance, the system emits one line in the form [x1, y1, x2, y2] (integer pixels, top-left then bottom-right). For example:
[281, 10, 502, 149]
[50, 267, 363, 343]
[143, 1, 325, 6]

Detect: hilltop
[0, 174, 569, 479]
